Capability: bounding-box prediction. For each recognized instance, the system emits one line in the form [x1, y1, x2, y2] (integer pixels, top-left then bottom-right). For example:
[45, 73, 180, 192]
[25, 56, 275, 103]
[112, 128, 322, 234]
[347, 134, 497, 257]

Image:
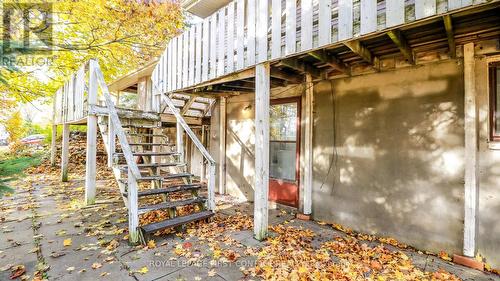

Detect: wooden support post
[463, 43, 478, 258]
[127, 168, 140, 244]
[254, 63, 270, 241]
[60, 123, 70, 182]
[219, 97, 227, 194]
[303, 74, 314, 216]
[85, 59, 98, 205]
[201, 125, 206, 182]
[176, 121, 184, 163]
[50, 125, 57, 166]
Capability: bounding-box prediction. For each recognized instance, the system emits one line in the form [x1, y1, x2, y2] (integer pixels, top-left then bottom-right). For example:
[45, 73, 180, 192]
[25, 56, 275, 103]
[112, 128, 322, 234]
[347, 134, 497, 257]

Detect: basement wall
[313, 60, 466, 255]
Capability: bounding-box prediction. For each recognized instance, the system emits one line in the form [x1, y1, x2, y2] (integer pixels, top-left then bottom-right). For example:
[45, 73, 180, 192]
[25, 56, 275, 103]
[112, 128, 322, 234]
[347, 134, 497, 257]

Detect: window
[490, 62, 500, 141]
[269, 101, 299, 181]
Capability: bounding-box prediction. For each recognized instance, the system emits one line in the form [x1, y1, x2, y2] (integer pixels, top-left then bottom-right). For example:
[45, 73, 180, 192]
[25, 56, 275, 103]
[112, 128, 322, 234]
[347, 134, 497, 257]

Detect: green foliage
[4, 111, 26, 142]
[0, 153, 42, 198]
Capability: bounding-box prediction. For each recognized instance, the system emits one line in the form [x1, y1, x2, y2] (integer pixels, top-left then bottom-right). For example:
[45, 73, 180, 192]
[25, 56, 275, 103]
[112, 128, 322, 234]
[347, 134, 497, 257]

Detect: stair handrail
[91, 59, 142, 179]
[153, 83, 216, 212]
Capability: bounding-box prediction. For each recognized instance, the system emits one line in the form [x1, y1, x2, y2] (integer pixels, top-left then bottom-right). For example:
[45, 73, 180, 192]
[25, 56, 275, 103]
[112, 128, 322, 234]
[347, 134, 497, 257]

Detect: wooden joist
[387, 30, 415, 64]
[308, 50, 349, 74]
[443, 15, 456, 58]
[344, 40, 380, 70]
[275, 58, 321, 78]
[180, 96, 196, 115]
[270, 68, 303, 84]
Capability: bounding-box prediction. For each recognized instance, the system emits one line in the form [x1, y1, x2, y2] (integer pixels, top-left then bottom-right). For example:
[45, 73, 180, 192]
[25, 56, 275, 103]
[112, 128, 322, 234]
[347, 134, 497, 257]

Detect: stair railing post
[208, 163, 216, 211]
[127, 167, 140, 244]
[107, 117, 115, 167]
[176, 121, 184, 164]
[85, 59, 98, 205]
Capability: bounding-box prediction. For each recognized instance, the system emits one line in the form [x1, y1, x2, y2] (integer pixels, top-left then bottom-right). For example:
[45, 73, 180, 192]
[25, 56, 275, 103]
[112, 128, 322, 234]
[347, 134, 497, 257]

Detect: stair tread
[116, 163, 186, 169]
[138, 184, 202, 196]
[128, 143, 175, 146]
[114, 152, 180, 156]
[118, 173, 194, 183]
[140, 211, 214, 233]
[139, 197, 206, 212]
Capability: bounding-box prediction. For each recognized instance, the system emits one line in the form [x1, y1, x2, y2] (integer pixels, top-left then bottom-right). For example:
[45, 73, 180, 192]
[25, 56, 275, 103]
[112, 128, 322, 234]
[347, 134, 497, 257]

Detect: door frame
[269, 96, 301, 207]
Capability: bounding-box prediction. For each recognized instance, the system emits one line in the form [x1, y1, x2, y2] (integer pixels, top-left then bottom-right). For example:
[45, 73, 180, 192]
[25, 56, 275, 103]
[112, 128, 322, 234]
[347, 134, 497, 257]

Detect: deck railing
[152, 0, 484, 93]
[54, 63, 88, 124]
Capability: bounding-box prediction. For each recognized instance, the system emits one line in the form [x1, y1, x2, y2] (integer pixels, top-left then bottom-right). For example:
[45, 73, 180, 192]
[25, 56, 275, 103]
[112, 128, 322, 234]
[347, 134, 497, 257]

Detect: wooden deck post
[85, 59, 98, 205]
[177, 121, 184, 163]
[254, 63, 270, 241]
[61, 123, 70, 182]
[219, 97, 227, 194]
[303, 73, 314, 216]
[127, 167, 140, 244]
[463, 42, 478, 257]
[200, 125, 206, 182]
[50, 125, 57, 166]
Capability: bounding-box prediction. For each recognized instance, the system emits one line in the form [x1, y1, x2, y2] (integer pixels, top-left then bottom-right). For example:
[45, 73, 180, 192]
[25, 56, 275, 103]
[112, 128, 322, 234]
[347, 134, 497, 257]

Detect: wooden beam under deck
[308, 50, 350, 74]
[343, 40, 380, 70]
[443, 15, 457, 58]
[387, 30, 415, 64]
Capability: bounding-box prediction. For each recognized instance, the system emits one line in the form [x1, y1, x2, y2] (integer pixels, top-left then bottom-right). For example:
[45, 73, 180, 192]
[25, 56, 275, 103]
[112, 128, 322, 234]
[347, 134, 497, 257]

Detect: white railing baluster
[182, 32, 189, 88]
[195, 23, 202, 84]
[271, 0, 282, 59]
[360, 0, 377, 35]
[338, 0, 353, 40]
[217, 8, 226, 76]
[301, 0, 313, 51]
[209, 14, 217, 79]
[285, 0, 296, 55]
[189, 28, 195, 86]
[318, 0, 332, 46]
[226, 2, 235, 73]
[247, 0, 256, 66]
[386, 0, 405, 27]
[202, 19, 210, 81]
[236, 0, 245, 70]
[257, 0, 268, 63]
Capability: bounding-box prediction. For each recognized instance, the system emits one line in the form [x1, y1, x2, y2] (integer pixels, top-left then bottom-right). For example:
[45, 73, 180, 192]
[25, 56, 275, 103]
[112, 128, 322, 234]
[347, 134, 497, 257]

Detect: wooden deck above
[152, 0, 500, 95]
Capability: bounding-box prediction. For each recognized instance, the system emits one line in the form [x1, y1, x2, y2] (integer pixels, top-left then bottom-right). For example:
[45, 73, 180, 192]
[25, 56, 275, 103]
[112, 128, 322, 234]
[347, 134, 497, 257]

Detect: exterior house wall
[475, 54, 500, 269]
[313, 60, 466, 255]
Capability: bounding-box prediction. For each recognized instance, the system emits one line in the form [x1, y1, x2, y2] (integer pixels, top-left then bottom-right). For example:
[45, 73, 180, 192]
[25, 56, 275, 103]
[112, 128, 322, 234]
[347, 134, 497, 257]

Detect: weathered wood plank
[219, 97, 227, 194]
[202, 19, 210, 81]
[247, 0, 256, 66]
[61, 123, 70, 182]
[183, 32, 189, 88]
[236, 0, 245, 70]
[463, 42, 477, 257]
[127, 168, 140, 244]
[301, 0, 313, 51]
[210, 14, 217, 79]
[254, 63, 270, 241]
[177, 35, 183, 89]
[271, 0, 282, 59]
[386, 0, 405, 27]
[303, 73, 313, 215]
[387, 30, 414, 64]
[227, 2, 235, 73]
[257, 0, 268, 63]
[443, 15, 456, 58]
[360, 0, 377, 34]
[217, 8, 226, 76]
[318, 0, 332, 46]
[415, 0, 436, 19]
[338, 0, 353, 40]
[84, 59, 98, 205]
[189, 28, 195, 86]
[195, 23, 202, 84]
[285, 0, 296, 55]
[167, 41, 173, 92]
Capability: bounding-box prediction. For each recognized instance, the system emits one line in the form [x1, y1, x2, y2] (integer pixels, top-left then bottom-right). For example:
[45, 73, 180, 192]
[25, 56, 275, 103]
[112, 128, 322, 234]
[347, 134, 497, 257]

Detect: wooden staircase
[96, 110, 214, 243]
[88, 60, 216, 244]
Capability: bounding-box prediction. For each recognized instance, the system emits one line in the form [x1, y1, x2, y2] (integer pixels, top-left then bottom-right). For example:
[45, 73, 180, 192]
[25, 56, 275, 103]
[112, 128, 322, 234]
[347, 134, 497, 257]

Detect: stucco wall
[312, 60, 466, 254]
[475, 55, 500, 268]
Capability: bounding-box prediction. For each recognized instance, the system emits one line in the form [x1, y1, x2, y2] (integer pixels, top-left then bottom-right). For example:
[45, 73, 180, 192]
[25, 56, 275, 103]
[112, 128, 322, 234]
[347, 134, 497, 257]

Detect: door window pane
[269, 102, 297, 181]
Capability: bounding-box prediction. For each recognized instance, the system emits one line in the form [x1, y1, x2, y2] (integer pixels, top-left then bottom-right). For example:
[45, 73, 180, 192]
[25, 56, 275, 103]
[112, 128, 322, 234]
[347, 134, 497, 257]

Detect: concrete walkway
[1, 169, 499, 281]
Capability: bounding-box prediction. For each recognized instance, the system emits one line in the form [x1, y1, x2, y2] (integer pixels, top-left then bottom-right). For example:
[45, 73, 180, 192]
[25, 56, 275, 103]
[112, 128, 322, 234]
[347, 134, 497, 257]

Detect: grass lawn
[0, 152, 43, 197]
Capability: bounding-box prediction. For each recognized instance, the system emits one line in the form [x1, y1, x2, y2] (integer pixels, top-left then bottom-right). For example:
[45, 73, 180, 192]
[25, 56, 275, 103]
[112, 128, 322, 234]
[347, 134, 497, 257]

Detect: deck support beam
[276, 58, 321, 78]
[303, 73, 314, 216]
[85, 59, 98, 205]
[61, 123, 70, 182]
[387, 30, 414, 64]
[308, 50, 349, 74]
[443, 15, 456, 58]
[254, 63, 270, 241]
[218, 97, 227, 194]
[50, 125, 57, 166]
[344, 40, 380, 70]
[463, 42, 478, 258]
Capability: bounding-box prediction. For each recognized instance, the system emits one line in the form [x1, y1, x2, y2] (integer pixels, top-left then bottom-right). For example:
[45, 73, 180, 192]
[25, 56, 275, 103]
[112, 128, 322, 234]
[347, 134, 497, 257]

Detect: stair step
[140, 211, 214, 234]
[128, 143, 175, 146]
[131, 184, 202, 197]
[139, 197, 206, 213]
[118, 173, 193, 183]
[114, 152, 180, 157]
[116, 163, 186, 169]
[126, 133, 169, 138]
